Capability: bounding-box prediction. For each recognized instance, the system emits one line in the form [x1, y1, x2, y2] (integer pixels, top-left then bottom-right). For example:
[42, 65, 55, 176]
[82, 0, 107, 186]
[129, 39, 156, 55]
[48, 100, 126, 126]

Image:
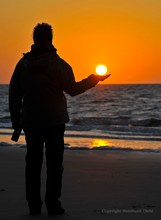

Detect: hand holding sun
[95, 64, 111, 81]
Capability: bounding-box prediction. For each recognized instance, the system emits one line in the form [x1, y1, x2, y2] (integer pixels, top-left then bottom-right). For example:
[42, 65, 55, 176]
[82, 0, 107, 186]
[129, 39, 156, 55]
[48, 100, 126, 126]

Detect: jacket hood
[24, 44, 57, 57]
[22, 44, 59, 70]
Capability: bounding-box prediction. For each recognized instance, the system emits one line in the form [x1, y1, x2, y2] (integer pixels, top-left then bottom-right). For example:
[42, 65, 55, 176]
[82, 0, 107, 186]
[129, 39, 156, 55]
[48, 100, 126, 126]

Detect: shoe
[28, 202, 42, 215]
[47, 206, 65, 216]
[29, 207, 41, 215]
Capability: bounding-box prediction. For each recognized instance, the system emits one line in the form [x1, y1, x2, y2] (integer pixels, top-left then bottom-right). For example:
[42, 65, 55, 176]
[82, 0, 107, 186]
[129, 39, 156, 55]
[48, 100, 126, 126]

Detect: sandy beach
[0, 146, 161, 220]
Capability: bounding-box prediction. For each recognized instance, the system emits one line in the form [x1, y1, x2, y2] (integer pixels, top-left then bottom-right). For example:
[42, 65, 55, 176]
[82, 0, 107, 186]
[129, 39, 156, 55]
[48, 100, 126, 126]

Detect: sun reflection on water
[91, 139, 112, 148]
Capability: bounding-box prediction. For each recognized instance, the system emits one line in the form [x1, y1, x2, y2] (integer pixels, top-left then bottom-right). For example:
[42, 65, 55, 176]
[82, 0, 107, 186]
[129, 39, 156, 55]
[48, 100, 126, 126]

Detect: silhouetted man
[9, 23, 110, 216]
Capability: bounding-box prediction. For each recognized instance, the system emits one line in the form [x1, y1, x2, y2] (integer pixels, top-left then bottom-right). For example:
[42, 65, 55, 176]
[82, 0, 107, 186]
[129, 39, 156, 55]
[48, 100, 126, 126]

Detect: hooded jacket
[9, 45, 99, 128]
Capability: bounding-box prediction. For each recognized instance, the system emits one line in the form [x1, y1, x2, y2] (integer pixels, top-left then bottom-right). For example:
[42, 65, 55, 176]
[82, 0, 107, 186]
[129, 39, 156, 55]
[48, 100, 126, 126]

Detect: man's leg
[24, 127, 44, 214]
[44, 124, 65, 214]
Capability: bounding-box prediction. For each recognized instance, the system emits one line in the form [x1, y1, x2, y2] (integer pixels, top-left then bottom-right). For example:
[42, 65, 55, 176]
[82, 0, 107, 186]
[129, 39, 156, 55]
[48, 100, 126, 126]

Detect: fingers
[96, 74, 111, 81]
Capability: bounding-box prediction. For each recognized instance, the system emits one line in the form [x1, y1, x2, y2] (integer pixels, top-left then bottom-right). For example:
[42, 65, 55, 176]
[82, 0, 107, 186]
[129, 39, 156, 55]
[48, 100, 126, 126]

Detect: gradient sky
[0, 0, 161, 84]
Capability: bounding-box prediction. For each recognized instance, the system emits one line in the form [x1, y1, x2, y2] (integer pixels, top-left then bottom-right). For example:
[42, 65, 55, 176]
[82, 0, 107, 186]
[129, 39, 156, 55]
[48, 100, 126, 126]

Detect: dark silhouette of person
[9, 23, 110, 216]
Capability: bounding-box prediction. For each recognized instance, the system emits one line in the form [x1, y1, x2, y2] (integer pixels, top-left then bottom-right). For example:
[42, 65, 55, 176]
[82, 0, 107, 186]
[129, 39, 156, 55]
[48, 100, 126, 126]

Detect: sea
[1, 84, 161, 153]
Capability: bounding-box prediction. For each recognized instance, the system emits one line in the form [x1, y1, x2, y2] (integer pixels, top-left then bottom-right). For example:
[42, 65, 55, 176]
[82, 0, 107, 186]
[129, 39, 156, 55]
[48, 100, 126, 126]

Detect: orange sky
[0, 0, 161, 84]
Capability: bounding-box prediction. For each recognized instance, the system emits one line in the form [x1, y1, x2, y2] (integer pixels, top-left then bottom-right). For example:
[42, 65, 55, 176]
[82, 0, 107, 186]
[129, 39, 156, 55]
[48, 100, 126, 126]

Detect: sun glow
[91, 139, 111, 148]
[96, 65, 108, 76]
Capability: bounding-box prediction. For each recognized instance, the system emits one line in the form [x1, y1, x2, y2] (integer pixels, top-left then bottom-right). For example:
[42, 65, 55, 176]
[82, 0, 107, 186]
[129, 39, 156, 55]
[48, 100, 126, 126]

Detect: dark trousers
[23, 124, 65, 208]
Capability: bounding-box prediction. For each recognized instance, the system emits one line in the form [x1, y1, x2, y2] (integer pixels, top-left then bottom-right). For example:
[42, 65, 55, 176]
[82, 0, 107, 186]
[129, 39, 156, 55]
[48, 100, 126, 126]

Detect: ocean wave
[1, 123, 161, 142]
[0, 115, 11, 127]
[130, 118, 161, 127]
[65, 132, 161, 141]
[71, 117, 129, 126]
[0, 142, 14, 147]
[71, 117, 161, 127]
[91, 98, 115, 104]
[0, 142, 24, 148]
[0, 115, 10, 120]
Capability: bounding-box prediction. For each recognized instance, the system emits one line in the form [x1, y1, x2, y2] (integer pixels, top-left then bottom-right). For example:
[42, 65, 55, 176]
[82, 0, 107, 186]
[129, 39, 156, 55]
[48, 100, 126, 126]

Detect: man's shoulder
[56, 57, 72, 71]
[14, 57, 26, 70]
[57, 56, 70, 65]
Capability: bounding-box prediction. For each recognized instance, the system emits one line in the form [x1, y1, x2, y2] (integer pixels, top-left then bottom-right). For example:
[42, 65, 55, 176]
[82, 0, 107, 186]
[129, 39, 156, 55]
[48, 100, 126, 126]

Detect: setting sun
[96, 65, 108, 76]
[0, 1, 161, 84]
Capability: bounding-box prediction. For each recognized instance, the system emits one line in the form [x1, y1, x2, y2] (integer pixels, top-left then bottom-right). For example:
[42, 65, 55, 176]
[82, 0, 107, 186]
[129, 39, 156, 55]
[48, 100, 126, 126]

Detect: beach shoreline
[1, 132, 161, 154]
[0, 146, 161, 219]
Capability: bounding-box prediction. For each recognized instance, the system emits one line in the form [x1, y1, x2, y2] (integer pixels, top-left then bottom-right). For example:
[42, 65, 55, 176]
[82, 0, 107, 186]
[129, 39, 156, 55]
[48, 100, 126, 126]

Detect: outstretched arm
[59, 60, 111, 96]
[64, 74, 111, 96]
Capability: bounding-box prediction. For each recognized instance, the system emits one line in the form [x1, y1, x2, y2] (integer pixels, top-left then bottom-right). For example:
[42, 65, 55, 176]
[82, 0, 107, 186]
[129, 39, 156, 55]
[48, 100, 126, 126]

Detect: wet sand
[0, 146, 161, 220]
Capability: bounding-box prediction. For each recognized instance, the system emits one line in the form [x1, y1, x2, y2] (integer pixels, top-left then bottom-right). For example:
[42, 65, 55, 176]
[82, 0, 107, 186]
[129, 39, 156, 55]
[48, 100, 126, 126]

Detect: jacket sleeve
[9, 60, 24, 129]
[59, 59, 99, 96]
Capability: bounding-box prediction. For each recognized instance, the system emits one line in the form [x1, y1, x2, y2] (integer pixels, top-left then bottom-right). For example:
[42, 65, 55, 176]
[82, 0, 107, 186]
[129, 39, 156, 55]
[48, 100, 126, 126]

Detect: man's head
[33, 23, 53, 46]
